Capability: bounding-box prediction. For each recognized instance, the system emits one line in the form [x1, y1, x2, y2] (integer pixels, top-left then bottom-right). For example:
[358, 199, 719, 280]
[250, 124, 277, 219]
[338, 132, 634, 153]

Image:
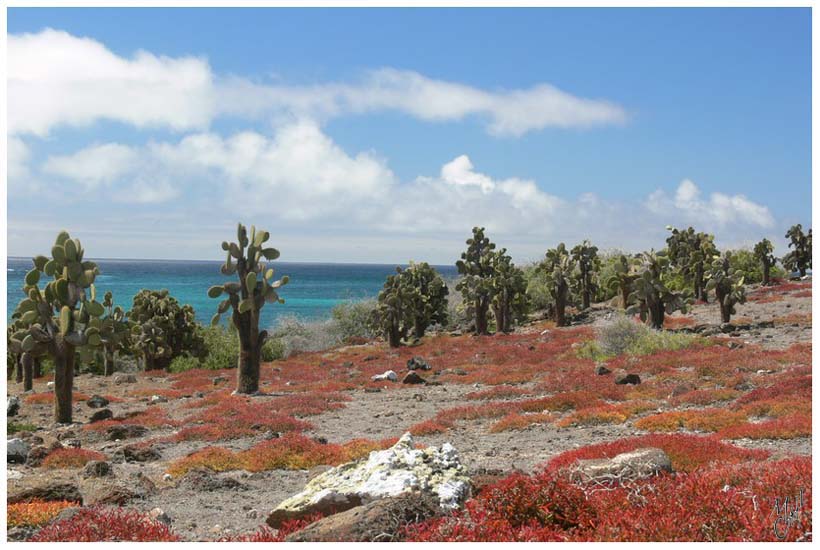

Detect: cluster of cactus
[490, 250, 527, 333]
[7, 311, 42, 386]
[782, 224, 812, 277]
[456, 227, 527, 334]
[9, 231, 106, 422]
[130, 289, 204, 371]
[538, 243, 576, 327]
[98, 291, 131, 375]
[705, 252, 746, 323]
[209, 223, 288, 394]
[665, 226, 717, 302]
[570, 240, 601, 310]
[455, 228, 499, 335]
[374, 262, 449, 347]
[627, 251, 692, 329]
[753, 238, 777, 286]
[605, 254, 640, 309]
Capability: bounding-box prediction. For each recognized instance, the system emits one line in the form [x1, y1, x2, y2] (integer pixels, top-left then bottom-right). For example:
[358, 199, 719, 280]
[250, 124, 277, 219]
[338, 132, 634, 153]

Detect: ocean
[6, 258, 459, 330]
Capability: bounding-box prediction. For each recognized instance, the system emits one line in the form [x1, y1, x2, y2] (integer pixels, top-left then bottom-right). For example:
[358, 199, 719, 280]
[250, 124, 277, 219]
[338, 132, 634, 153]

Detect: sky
[6, 7, 812, 264]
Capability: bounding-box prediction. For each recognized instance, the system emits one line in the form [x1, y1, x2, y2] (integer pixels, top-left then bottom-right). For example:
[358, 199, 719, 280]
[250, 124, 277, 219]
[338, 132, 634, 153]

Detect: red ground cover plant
[634, 408, 747, 434]
[662, 316, 696, 329]
[7, 500, 75, 527]
[543, 433, 769, 474]
[670, 388, 741, 407]
[718, 413, 812, 440]
[25, 391, 89, 405]
[84, 406, 179, 432]
[28, 507, 182, 541]
[167, 433, 397, 476]
[405, 456, 810, 542]
[464, 385, 532, 400]
[489, 412, 554, 433]
[132, 388, 185, 399]
[409, 419, 451, 436]
[217, 515, 323, 541]
[41, 448, 107, 469]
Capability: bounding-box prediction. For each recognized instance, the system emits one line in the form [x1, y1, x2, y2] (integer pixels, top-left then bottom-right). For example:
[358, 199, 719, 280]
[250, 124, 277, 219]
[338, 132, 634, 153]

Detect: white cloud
[9, 29, 626, 138]
[646, 178, 775, 229]
[8, 28, 215, 136]
[43, 143, 140, 188]
[8, 137, 31, 181]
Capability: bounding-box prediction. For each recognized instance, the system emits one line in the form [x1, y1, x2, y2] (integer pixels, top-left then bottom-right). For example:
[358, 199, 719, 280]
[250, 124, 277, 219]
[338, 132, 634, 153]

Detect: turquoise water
[7, 258, 458, 330]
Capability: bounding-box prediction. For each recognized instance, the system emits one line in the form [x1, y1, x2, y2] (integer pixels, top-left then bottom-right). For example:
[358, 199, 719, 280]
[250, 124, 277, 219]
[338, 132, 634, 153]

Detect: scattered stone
[371, 370, 398, 382]
[212, 376, 228, 385]
[163, 473, 173, 482]
[7, 438, 30, 463]
[83, 460, 114, 478]
[286, 492, 444, 542]
[47, 381, 55, 389]
[595, 364, 611, 376]
[342, 361, 354, 368]
[114, 374, 137, 384]
[413, 393, 425, 402]
[180, 468, 248, 492]
[114, 445, 161, 463]
[209, 525, 223, 534]
[452, 369, 468, 376]
[150, 395, 168, 404]
[402, 372, 427, 385]
[194, 391, 205, 398]
[614, 373, 641, 385]
[406, 357, 432, 371]
[63, 439, 82, 449]
[149, 507, 172, 525]
[89, 408, 114, 423]
[7, 526, 37, 542]
[246, 509, 259, 519]
[51, 506, 83, 525]
[91, 485, 140, 505]
[267, 433, 471, 528]
[363, 355, 378, 362]
[449, 330, 463, 336]
[571, 447, 672, 483]
[364, 387, 382, 393]
[86, 395, 110, 408]
[9, 482, 83, 504]
[106, 424, 148, 441]
[7, 395, 21, 416]
[26, 445, 50, 466]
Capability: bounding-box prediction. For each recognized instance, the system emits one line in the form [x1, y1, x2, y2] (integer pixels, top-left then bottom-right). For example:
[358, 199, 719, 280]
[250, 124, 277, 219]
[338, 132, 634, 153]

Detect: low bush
[28, 507, 181, 541]
[718, 413, 811, 440]
[8, 421, 38, 434]
[7, 500, 75, 528]
[331, 299, 380, 343]
[578, 316, 701, 361]
[41, 448, 107, 469]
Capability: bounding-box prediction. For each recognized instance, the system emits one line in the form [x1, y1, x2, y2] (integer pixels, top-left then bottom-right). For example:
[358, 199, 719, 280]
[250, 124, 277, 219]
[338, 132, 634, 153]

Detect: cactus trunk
[475, 298, 490, 335]
[237, 341, 260, 394]
[648, 302, 664, 329]
[15, 355, 23, 383]
[762, 262, 771, 286]
[22, 353, 33, 392]
[413, 318, 426, 339]
[694, 264, 706, 302]
[104, 348, 115, 376]
[621, 288, 630, 309]
[34, 357, 42, 379]
[555, 291, 567, 327]
[53, 341, 75, 424]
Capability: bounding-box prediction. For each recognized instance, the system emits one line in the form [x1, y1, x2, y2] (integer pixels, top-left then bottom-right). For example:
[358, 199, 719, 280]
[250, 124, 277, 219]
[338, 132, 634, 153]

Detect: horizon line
[6, 255, 460, 268]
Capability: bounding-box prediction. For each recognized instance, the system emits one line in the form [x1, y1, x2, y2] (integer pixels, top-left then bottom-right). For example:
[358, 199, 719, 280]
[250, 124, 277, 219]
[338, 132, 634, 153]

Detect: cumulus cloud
[43, 143, 140, 188]
[9, 29, 626, 138]
[646, 178, 775, 229]
[8, 28, 215, 136]
[8, 137, 32, 181]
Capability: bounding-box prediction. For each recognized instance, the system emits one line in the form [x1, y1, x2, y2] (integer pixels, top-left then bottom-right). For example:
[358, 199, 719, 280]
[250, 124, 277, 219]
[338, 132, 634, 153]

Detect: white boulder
[7, 438, 30, 464]
[370, 370, 398, 382]
[267, 433, 471, 527]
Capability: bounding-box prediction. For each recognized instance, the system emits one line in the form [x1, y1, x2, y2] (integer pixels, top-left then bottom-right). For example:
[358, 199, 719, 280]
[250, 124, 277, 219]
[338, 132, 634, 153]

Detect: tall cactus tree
[570, 240, 600, 310]
[783, 224, 812, 277]
[375, 267, 417, 347]
[753, 238, 777, 286]
[540, 243, 576, 327]
[8, 231, 105, 422]
[456, 227, 497, 335]
[209, 223, 289, 394]
[99, 291, 131, 376]
[705, 252, 746, 323]
[130, 289, 203, 371]
[490, 250, 527, 333]
[666, 226, 717, 302]
[404, 261, 449, 339]
[628, 251, 691, 329]
[606, 254, 639, 309]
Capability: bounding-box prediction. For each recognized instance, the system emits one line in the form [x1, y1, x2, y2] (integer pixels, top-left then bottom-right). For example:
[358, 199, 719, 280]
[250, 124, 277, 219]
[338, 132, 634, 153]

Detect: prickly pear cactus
[97, 291, 131, 375]
[705, 252, 746, 323]
[130, 289, 203, 371]
[489, 249, 527, 333]
[539, 243, 576, 327]
[571, 240, 600, 310]
[783, 224, 811, 277]
[753, 239, 777, 286]
[209, 223, 288, 394]
[627, 250, 692, 329]
[606, 254, 639, 309]
[8, 231, 105, 422]
[456, 227, 498, 335]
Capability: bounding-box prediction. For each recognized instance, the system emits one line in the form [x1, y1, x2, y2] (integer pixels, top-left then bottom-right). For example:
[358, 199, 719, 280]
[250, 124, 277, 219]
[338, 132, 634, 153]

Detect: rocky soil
[6, 280, 812, 540]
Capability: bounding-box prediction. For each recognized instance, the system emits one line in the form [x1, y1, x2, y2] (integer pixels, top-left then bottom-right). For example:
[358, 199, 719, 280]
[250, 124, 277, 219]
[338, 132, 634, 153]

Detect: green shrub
[200, 325, 240, 370]
[578, 315, 702, 361]
[169, 355, 202, 373]
[331, 300, 379, 343]
[261, 338, 285, 362]
[8, 421, 38, 434]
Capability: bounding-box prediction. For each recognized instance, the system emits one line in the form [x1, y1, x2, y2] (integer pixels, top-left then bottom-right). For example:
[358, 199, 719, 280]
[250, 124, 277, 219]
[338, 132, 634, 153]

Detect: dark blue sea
[6, 258, 458, 330]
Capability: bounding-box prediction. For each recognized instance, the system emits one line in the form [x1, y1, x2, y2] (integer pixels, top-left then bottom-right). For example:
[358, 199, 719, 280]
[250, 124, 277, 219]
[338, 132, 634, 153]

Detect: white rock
[47, 381, 55, 389]
[7, 396, 21, 417]
[7, 438, 30, 463]
[163, 473, 173, 482]
[267, 433, 471, 526]
[150, 395, 168, 404]
[371, 370, 398, 382]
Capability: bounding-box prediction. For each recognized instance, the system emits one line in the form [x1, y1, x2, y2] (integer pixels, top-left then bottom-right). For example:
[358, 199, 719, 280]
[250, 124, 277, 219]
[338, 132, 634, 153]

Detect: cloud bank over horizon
[7, 28, 788, 264]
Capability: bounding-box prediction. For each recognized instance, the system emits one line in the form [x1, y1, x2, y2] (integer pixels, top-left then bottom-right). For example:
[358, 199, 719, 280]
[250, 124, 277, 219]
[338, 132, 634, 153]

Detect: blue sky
[7, 8, 811, 263]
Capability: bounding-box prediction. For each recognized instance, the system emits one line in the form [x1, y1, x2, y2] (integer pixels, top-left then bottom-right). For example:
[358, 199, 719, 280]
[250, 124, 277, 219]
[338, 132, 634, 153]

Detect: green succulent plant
[665, 226, 717, 302]
[570, 240, 600, 310]
[8, 231, 105, 422]
[374, 266, 418, 347]
[605, 254, 640, 309]
[98, 291, 131, 375]
[705, 251, 747, 323]
[753, 238, 777, 286]
[130, 289, 204, 371]
[782, 224, 811, 277]
[209, 223, 289, 394]
[627, 250, 692, 329]
[404, 261, 449, 339]
[489, 249, 527, 333]
[538, 243, 576, 327]
[455, 227, 498, 335]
